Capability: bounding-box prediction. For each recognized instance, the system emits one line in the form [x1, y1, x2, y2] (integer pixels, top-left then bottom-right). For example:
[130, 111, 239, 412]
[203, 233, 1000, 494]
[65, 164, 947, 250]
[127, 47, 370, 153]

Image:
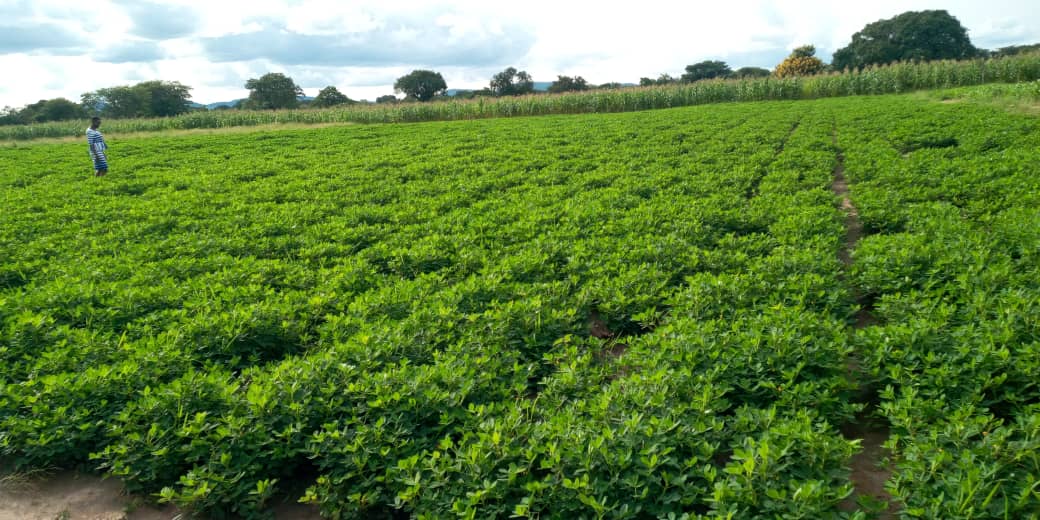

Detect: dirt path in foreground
[831, 129, 898, 519]
[0, 471, 321, 520]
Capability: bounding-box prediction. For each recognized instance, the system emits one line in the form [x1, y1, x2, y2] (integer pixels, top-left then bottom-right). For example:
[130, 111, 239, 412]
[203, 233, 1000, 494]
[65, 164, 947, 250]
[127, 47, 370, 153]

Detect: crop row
[3, 92, 1039, 518]
[838, 96, 1040, 518]
[1, 101, 870, 518]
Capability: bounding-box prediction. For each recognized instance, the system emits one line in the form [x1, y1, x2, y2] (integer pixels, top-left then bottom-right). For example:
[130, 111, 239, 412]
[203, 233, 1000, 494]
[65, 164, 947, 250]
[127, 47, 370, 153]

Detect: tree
[312, 86, 354, 107]
[375, 94, 398, 104]
[989, 43, 1040, 58]
[244, 73, 303, 110]
[0, 106, 19, 125]
[596, 82, 624, 90]
[731, 67, 771, 79]
[134, 81, 193, 117]
[81, 81, 192, 118]
[547, 75, 589, 93]
[774, 45, 825, 77]
[489, 67, 534, 96]
[33, 98, 85, 122]
[82, 86, 143, 118]
[832, 10, 978, 70]
[0, 98, 85, 125]
[681, 60, 732, 82]
[393, 70, 447, 102]
[791, 45, 816, 59]
[639, 73, 677, 87]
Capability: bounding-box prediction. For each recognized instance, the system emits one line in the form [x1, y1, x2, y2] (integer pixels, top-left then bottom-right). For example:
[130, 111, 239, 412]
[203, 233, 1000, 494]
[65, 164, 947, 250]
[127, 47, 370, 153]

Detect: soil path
[831, 129, 897, 518]
[0, 471, 321, 520]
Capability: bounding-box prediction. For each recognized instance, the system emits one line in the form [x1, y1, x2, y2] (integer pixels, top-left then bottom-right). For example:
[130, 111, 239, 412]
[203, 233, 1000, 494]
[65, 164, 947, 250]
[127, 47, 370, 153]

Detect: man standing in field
[87, 116, 108, 177]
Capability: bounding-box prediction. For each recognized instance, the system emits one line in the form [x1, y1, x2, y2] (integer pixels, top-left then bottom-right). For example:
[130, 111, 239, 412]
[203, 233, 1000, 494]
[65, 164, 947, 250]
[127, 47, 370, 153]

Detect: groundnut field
[1, 92, 1038, 519]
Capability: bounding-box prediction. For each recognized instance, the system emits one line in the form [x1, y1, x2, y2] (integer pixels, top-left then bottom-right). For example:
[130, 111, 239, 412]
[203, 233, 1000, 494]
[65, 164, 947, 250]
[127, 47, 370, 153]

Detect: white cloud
[1, 0, 1039, 106]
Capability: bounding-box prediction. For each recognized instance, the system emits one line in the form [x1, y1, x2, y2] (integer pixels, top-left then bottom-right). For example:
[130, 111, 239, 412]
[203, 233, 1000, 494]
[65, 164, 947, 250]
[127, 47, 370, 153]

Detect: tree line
[2, 9, 1036, 126]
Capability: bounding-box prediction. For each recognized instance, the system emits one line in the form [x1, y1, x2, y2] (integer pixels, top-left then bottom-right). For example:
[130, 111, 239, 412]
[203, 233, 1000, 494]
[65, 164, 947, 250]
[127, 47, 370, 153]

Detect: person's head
[91, 116, 101, 129]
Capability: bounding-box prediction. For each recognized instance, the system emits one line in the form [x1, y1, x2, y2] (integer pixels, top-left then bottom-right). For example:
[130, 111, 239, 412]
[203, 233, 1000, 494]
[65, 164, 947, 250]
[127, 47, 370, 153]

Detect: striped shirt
[87, 127, 107, 155]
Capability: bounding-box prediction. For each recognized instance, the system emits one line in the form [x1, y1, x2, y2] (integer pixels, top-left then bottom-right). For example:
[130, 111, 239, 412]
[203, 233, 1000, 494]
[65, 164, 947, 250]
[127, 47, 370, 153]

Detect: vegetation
[681, 60, 733, 82]
[490, 67, 535, 96]
[2, 85, 1038, 518]
[243, 73, 304, 110]
[547, 75, 590, 93]
[3, 53, 1039, 141]
[732, 67, 772, 79]
[837, 94, 1040, 519]
[832, 10, 979, 70]
[639, 74, 677, 86]
[393, 70, 448, 102]
[80, 81, 193, 118]
[0, 8, 1030, 129]
[990, 43, 1040, 58]
[775, 45, 826, 78]
[311, 86, 354, 108]
[0, 98, 84, 125]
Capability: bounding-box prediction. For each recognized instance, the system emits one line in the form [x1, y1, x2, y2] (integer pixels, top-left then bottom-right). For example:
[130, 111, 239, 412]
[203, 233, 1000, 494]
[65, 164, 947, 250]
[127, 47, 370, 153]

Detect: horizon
[2, 0, 1039, 108]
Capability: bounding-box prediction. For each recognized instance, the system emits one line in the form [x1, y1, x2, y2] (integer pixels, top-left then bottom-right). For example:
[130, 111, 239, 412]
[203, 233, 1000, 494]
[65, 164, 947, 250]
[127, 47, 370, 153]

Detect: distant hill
[446, 82, 635, 97]
[191, 96, 314, 110]
[205, 99, 245, 110]
[445, 82, 550, 97]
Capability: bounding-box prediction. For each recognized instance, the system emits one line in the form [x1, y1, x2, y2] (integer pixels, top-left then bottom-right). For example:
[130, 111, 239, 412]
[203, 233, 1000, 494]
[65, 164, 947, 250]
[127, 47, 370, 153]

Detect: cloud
[93, 41, 166, 63]
[117, 0, 200, 39]
[0, 24, 88, 54]
[200, 15, 535, 68]
[970, 19, 1039, 49]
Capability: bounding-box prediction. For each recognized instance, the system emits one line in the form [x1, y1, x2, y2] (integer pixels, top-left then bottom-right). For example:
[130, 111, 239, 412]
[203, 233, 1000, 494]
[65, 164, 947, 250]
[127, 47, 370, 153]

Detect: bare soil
[837, 428, 899, 519]
[589, 309, 629, 359]
[588, 309, 631, 380]
[0, 471, 321, 520]
[587, 309, 615, 340]
[832, 131, 896, 517]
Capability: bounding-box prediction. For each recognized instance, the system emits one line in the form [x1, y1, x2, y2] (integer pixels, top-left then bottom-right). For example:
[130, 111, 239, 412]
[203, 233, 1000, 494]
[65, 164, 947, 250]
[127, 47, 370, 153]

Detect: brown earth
[0, 471, 321, 520]
[832, 130, 897, 518]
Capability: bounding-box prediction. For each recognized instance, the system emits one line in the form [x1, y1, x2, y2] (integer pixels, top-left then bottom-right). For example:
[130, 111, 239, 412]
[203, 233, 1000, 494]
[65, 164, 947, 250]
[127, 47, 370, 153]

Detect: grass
[922, 80, 1040, 115]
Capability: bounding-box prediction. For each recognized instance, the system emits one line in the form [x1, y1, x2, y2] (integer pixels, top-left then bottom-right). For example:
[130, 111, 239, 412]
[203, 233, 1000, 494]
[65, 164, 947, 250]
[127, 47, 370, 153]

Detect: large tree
[547, 75, 589, 93]
[311, 86, 354, 107]
[36, 98, 85, 121]
[832, 10, 978, 70]
[489, 67, 534, 96]
[731, 67, 772, 79]
[135, 81, 193, 117]
[774, 45, 825, 77]
[81, 81, 192, 118]
[82, 86, 143, 118]
[393, 70, 448, 102]
[0, 98, 85, 124]
[639, 73, 677, 87]
[243, 73, 304, 110]
[681, 60, 732, 82]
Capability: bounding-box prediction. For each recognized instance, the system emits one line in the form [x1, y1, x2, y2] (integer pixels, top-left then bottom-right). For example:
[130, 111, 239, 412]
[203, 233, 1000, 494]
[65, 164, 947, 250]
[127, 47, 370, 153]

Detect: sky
[1, 0, 1038, 107]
